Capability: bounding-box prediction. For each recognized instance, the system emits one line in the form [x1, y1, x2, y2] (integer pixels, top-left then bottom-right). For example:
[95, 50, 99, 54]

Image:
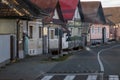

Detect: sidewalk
[0, 55, 58, 80]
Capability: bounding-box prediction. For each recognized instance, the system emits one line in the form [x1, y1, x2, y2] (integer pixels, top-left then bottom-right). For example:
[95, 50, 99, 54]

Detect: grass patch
[42, 54, 72, 62]
[52, 55, 71, 61]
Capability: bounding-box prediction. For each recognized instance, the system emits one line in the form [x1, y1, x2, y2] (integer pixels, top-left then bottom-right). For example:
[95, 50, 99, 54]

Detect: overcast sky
[80, 0, 120, 7]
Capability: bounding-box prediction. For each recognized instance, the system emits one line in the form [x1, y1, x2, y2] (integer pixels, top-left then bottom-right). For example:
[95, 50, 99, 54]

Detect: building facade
[90, 24, 110, 44]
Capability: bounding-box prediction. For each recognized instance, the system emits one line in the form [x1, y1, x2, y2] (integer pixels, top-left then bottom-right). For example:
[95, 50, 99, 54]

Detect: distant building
[103, 7, 120, 41]
[78, 1, 109, 45]
[90, 24, 110, 44]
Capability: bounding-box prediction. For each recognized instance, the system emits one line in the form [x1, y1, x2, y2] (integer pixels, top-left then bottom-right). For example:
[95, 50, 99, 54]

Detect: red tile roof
[59, 0, 78, 20]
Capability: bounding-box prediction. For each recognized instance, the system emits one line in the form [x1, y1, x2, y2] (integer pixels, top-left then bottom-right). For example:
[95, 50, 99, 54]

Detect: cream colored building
[0, 19, 28, 66]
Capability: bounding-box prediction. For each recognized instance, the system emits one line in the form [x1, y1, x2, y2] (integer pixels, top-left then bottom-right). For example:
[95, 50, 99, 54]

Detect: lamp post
[42, 19, 48, 55]
[47, 22, 52, 55]
[43, 22, 55, 55]
[43, 27, 48, 54]
[48, 26, 50, 54]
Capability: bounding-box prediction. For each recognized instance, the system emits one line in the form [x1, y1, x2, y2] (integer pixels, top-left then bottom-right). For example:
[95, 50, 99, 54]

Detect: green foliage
[42, 54, 72, 62]
[69, 36, 82, 41]
[51, 54, 72, 61]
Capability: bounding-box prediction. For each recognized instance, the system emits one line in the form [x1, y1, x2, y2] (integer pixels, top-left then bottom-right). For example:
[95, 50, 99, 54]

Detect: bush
[108, 39, 116, 42]
[73, 47, 79, 50]
[51, 49, 59, 55]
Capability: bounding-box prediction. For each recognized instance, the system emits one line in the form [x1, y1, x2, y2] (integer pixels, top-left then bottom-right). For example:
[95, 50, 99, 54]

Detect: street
[101, 45, 120, 75]
[47, 49, 100, 73]
[38, 42, 120, 80]
[0, 42, 120, 80]
[47, 43, 120, 74]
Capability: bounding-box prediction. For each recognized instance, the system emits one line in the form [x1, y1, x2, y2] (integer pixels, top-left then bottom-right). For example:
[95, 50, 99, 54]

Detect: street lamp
[43, 27, 48, 36]
[47, 22, 53, 55]
[43, 22, 53, 55]
[43, 27, 48, 54]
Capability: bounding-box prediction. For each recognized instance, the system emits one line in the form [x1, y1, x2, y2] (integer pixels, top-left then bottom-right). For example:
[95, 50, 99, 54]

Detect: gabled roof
[0, 0, 47, 20]
[53, 9, 59, 19]
[59, 0, 78, 20]
[52, 19, 69, 33]
[55, 1, 65, 22]
[30, 0, 58, 23]
[103, 7, 120, 25]
[30, 0, 58, 13]
[73, 7, 81, 21]
[52, 9, 69, 33]
[79, 1, 106, 24]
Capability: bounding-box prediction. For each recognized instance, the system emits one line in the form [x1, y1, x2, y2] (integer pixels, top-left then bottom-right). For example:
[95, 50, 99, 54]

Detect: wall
[115, 24, 120, 40]
[69, 27, 82, 37]
[28, 21, 43, 55]
[90, 24, 109, 39]
[0, 35, 10, 65]
[28, 21, 69, 55]
[49, 34, 68, 49]
[68, 27, 83, 48]
[0, 19, 16, 34]
[0, 19, 17, 65]
[19, 20, 28, 58]
[117, 27, 120, 40]
[90, 24, 110, 44]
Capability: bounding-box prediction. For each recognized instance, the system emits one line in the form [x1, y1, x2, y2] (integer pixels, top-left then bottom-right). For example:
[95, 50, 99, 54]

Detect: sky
[80, 0, 120, 7]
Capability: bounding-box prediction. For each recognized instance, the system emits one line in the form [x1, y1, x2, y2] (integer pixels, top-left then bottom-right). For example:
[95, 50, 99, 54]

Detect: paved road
[45, 42, 120, 80]
[47, 43, 119, 74]
[48, 50, 100, 73]
[36, 74, 119, 80]
[101, 44, 120, 75]
[0, 42, 120, 80]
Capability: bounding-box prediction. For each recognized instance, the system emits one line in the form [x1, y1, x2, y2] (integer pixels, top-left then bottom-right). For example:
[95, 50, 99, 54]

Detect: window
[98, 27, 100, 33]
[29, 26, 33, 38]
[39, 27, 42, 38]
[92, 27, 94, 33]
[78, 28, 81, 34]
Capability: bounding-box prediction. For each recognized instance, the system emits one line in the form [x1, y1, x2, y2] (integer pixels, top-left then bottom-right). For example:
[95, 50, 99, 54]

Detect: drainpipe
[42, 25, 44, 54]
[60, 29, 62, 55]
[26, 21, 28, 36]
[48, 26, 50, 54]
[16, 19, 20, 59]
[102, 27, 105, 44]
[57, 28, 59, 55]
